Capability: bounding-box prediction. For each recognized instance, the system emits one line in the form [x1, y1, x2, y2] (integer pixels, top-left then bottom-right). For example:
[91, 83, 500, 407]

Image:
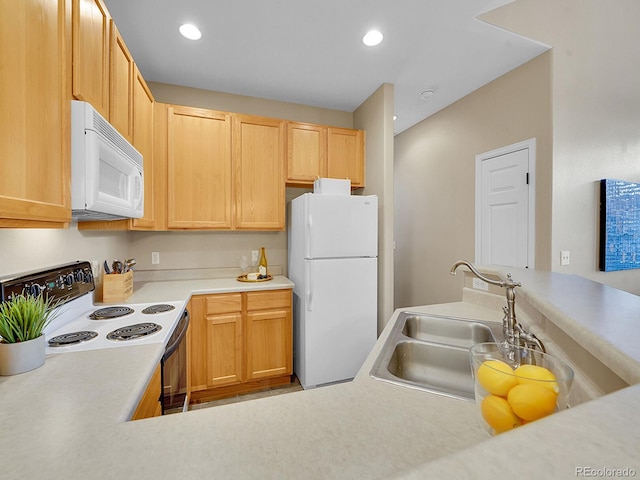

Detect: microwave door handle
[134, 173, 143, 206]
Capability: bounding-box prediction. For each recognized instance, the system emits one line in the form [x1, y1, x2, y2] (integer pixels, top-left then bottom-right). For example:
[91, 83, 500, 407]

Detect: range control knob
[28, 283, 46, 296]
[74, 270, 85, 283]
[64, 273, 74, 286]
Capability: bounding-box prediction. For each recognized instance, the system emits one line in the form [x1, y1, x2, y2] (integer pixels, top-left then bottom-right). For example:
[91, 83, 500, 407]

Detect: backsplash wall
[0, 188, 309, 283]
[0, 227, 130, 278]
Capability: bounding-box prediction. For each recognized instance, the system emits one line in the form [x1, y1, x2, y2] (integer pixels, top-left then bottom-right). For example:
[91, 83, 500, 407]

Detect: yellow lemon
[507, 383, 558, 421]
[514, 364, 559, 394]
[476, 360, 518, 396]
[480, 395, 522, 433]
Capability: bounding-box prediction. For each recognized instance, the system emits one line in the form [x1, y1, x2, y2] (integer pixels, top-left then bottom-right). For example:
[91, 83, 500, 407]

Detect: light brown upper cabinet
[130, 68, 156, 229]
[167, 106, 233, 229]
[286, 122, 327, 185]
[286, 123, 365, 189]
[233, 115, 286, 230]
[327, 127, 365, 188]
[109, 21, 134, 142]
[0, 0, 72, 227]
[72, 0, 111, 119]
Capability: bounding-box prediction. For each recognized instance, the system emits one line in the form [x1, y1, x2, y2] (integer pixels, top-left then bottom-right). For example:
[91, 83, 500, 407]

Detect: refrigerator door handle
[306, 262, 313, 311]
[305, 214, 313, 259]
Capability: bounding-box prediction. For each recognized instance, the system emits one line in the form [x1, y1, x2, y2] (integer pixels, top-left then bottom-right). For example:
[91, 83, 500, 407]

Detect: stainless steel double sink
[370, 312, 502, 401]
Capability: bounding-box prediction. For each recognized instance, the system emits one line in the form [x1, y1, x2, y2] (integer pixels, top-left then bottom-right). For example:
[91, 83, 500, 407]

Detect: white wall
[354, 83, 395, 332]
[0, 226, 130, 278]
[394, 53, 552, 308]
[482, 0, 640, 294]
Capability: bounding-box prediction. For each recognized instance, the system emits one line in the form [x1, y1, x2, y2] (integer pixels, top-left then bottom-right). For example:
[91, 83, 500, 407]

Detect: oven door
[161, 309, 189, 414]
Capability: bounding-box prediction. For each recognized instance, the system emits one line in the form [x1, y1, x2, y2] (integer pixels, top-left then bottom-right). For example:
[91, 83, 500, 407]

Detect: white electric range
[44, 293, 185, 355]
[1, 261, 191, 414]
[0, 261, 186, 355]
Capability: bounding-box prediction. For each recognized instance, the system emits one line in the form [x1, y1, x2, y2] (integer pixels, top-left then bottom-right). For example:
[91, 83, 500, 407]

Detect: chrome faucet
[450, 260, 545, 360]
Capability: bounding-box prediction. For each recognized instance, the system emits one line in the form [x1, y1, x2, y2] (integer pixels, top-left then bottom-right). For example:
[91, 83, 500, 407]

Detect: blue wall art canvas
[600, 179, 640, 272]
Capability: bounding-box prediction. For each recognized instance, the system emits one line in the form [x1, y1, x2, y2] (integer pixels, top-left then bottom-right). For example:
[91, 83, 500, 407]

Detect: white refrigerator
[288, 193, 378, 389]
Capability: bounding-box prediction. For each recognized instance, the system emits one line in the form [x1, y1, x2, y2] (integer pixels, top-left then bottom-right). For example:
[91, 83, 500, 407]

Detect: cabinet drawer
[206, 293, 242, 315]
[246, 289, 291, 311]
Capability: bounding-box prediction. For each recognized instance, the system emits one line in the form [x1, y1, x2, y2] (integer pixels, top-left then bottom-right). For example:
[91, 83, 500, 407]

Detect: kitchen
[2, 0, 640, 478]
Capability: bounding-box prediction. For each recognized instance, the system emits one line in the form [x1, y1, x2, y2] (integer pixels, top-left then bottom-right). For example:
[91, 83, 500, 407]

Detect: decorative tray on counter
[236, 274, 273, 283]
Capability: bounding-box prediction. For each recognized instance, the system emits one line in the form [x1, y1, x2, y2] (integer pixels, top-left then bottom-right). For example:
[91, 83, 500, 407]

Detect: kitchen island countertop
[1, 271, 640, 478]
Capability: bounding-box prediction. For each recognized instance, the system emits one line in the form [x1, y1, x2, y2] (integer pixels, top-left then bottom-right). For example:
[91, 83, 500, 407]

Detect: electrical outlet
[251, 250, 259, 263]
[560, 250, 570, 266]
[472, 278, 489, 291]
[151, 251, 160, 265]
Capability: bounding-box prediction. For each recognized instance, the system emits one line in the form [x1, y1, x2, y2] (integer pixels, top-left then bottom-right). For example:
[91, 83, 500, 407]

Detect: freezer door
[299, 257, 377, 388]
[304, 194, 378, 259]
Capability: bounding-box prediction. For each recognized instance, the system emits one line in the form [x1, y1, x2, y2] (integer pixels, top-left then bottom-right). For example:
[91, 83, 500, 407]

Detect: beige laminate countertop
[2, 271, 640, 479]
[124, 274, 296, 304]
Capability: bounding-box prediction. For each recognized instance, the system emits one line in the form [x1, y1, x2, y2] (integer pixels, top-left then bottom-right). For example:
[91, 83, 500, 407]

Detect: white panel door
[303, 257, 377, 387]
[304, 194, 378, 259]
[476, 139, 535, 268]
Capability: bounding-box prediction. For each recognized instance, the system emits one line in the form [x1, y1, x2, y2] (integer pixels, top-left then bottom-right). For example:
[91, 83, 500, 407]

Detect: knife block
[102, 270, 133, 303]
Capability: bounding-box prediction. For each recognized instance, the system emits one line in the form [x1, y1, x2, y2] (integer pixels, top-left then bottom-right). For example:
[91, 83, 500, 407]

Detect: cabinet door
[0, 0, 71, 226]
[72, 0, 110, 119]
[109, 21, 134, 141]
[233, 115, 285, 230]
[207, 313, 244, 386]
[327, 127, 365, 188]
[188, 296, 208, 392]
[167, 106, 232, 229]
[189, 294, 243, 391]
[130, 67, 156, 230]
[246, 308, 292, 381]
[286, 122, 327, 185]
[131, 364, 162, 420]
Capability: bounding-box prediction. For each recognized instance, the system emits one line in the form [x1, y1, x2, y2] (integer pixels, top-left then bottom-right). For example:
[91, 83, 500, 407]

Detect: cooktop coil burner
[142, 304, 176, 314]
[89, 306, 134, 320]
[48, 331, 98, 347]
[106, 322, 162, 341]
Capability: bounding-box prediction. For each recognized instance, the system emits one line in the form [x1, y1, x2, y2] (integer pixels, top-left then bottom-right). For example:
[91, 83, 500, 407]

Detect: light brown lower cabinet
[189, 289, 292, 403]
[131, 364, 162, 420]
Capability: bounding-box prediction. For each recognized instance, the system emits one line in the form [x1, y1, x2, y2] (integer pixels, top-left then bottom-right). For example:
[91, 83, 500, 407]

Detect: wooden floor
[188, 377, 303, 411]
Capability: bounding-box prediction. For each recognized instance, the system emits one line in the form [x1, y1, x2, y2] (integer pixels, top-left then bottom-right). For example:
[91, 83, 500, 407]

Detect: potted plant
[0, 293, 60, 375]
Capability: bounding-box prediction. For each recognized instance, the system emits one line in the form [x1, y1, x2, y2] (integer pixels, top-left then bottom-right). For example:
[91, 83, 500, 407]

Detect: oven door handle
[163, 310, 189, 362]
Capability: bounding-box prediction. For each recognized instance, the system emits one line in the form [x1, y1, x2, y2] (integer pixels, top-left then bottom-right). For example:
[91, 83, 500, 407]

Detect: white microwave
[71, 100, 143, 221]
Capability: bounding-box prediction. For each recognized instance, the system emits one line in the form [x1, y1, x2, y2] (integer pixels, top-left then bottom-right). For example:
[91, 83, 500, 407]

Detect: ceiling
[103, 0, 548, 134]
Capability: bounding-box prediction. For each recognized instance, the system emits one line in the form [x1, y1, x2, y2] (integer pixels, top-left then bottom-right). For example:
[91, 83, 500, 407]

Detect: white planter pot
[0, 335, 46, 375]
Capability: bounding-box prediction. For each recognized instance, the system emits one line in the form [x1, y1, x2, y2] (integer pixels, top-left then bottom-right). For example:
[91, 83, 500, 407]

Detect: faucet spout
[450, 260, 505, 287]
[450, 260, 542, 359]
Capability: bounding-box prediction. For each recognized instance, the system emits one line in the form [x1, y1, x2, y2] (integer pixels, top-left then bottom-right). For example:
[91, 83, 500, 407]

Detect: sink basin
[370, 312, 502, 401]
[386, 341, 476, 399]
[402, 313, 496, 348]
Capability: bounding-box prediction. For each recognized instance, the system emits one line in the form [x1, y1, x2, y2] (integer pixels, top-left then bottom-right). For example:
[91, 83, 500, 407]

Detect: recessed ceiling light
[362, 30, 383, 47]
[393, 115, 398, 121]
[420, 89, 435, 101]
[179, 23, 202, 40]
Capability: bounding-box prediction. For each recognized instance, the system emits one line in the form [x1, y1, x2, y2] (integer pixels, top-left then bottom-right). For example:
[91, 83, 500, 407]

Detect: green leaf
[0, 293, 62, 343]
